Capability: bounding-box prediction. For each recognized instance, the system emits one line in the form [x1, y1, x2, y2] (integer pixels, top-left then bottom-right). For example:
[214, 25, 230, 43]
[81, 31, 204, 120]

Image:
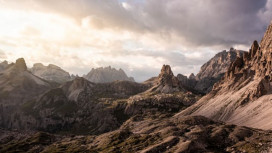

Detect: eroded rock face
[179, 21, 272, 130]
[149, 65, 184, 93]
[221, 23, 272, 96]
[177, 49, 245, 94]
[15, 58, 27, 71]
[197, 49, 244, 80]
[158, 65, 179, 87]
[30, 63, 71, 84]
[84, 66, 135, 83]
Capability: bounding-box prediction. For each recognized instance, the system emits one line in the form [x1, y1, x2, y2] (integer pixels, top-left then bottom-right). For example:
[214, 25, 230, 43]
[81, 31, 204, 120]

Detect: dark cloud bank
[3, 0, 272, 81]
[19, 0, 272, 47]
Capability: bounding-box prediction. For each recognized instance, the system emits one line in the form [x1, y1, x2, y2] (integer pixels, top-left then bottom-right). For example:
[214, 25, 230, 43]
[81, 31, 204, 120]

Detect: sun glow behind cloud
[0, 6, 176, 81]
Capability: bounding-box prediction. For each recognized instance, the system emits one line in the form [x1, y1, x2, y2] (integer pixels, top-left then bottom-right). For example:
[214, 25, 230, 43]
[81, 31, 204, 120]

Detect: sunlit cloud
[0, 0, 271, 81]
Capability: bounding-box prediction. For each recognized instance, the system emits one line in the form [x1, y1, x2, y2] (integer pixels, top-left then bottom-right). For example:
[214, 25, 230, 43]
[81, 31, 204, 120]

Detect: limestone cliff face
[177, 49, 245, 93]
[84, 66, 135, 83]
[178, 21, 272, 130]
[30, 63, 71, 84]
[219, 23, 272, 97]
[196, 49, 244, 80]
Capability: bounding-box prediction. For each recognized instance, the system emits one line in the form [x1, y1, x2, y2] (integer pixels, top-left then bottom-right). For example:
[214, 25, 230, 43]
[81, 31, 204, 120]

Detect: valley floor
[1, 115, 272, 153]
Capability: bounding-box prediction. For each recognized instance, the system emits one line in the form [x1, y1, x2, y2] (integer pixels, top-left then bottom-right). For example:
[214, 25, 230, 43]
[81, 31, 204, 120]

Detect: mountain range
[1, 21, 272, 152]
[29, 64, 134, 84]
[178, 22, 272, 130]
[30, 63, 72, 84]
[177, 48, 245, 94]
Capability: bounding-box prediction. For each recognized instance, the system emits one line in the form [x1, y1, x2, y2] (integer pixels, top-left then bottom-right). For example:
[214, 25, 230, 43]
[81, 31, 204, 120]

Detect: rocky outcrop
[125, 65, 200, 118]
[15, 58, 27, 71]
[157, 65, 179, 87]
[177, 73, 197, 90]
[196, 48, 244, 80]
[30, 63, 71, 84]
[149, 65, 184, 93]
[177, 49, 245, 94]
[125, 92, 199, 117]
[84, 66, 135, 83]
[1, 116, 272, 153]
[178, 21, 272, 130]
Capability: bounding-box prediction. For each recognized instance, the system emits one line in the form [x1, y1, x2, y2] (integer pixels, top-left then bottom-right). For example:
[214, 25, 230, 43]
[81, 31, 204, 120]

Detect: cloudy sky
[0, 0, 272, 81]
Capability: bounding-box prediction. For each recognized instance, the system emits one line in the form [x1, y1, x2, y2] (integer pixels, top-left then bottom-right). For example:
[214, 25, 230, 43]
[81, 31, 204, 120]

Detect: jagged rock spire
[15, 58, 27, 71]
[213, 21, 272, 100]
[249, 40, 259, 58]
[148, 64, 182, 93]
[158, 65, 179, 87]
[260, 22, 272, 53]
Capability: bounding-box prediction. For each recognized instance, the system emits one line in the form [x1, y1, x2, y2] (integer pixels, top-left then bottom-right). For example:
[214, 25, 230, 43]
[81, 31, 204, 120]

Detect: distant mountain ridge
[84, 66, 135, 83]
[30, 63, 72, 84]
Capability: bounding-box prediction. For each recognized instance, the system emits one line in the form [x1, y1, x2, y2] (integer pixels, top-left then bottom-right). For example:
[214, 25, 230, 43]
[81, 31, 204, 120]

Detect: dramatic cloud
[0, 0, 271, 81]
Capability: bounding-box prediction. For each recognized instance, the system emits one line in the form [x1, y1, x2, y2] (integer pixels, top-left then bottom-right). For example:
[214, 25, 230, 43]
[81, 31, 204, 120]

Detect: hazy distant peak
[48, 64, 62, 70]
[30, 63, 71, 84]
[33, 63, 44, 67]
[84, 66, 134, 83]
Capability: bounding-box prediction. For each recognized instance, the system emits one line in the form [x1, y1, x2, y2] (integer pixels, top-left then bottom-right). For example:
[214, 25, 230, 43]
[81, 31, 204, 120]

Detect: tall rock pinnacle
[260, 22, 272, 53]
[149, 64, 182, 93]
[158, 64, 179, 87]
[15, 58, 27, 71]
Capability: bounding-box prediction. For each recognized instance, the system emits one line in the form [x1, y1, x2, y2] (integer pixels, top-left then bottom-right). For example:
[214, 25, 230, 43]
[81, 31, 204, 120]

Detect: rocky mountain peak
[148, 65, 182, 93]
[179, 21, 272, 130]
[196, 49, 244, 81]
[30, 63, 71, 83]
[176, 49, 245, 94]
[15, 58, 27, 71]
[213, 22, 272, 103]
[224, 22, 272, 83]
[159, 65, 174, 76]
[33, 63, 44, 67]
[48, 64, 61, 69]
[189, 73, 195, 80]
[260, 22, 272, 53]
[158, 64, 179, 87]
[84, 66, 135, 83]
[249, 40, 259, 58]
